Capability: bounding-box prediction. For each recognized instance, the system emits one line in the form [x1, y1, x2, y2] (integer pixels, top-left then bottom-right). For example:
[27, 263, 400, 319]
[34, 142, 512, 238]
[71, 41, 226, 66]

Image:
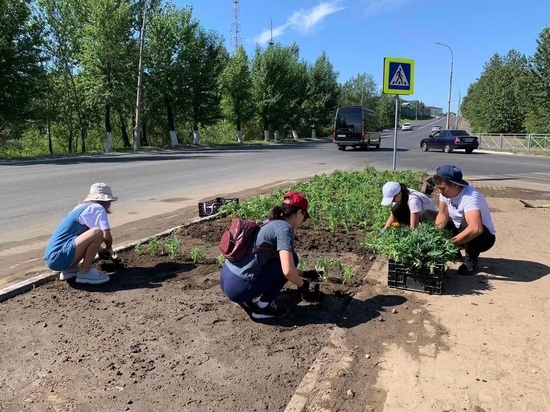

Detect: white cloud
[288, 2, 346, 35]
[255, 23, 290, 45]
[253, 1, 345, 45]
[362, 0, 408, 16]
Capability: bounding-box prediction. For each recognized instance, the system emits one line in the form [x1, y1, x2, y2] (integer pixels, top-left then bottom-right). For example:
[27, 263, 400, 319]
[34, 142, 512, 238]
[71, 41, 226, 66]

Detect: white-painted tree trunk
[169, 130, 179, 146]
[237, 130, 243, 143]
[274, 130, 279, 141]
[292, 130, 298, 139]
[106, 132, 112, 152]
[264, 130, 270, 141]
[311, 128, 317, 139]
[193, 130, 200, 146]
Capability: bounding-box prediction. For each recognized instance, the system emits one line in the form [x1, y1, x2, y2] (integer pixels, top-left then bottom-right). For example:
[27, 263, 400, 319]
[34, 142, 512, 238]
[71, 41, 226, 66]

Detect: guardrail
[477, 134, 550, 152]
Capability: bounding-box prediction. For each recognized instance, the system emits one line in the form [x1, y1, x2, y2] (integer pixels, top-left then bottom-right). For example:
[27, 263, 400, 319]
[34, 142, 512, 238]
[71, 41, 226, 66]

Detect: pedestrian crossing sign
[383, 57, 414, 95]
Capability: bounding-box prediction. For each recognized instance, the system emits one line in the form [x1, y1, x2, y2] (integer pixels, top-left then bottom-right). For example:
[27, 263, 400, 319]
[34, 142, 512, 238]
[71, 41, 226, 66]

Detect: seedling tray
[387, 259, 444, 295]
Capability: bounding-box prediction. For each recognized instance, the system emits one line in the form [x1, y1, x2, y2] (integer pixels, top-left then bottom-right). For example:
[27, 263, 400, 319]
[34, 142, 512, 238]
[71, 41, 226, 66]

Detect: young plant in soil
[191, 246, 206, 264]
[148, 237, 162, 256]
[164, 235, 181, 259]
[216, 254, 225, 268]
[219, 166, 425, 232]
[134, 243, 142, 254]
[363, 222, 457, 273]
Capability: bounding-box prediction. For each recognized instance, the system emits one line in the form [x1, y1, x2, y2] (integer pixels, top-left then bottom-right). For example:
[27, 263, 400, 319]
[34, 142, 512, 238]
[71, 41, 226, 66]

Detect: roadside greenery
[362, 222, 457, 273]
[462, 26, 550, 134]
[1, 0, 401, 158]
[220, 166, 423, 232]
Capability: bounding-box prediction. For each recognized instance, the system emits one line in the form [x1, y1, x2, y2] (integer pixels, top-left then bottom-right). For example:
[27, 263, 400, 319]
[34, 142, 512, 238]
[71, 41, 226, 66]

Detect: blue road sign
[383, 57, 414, 95]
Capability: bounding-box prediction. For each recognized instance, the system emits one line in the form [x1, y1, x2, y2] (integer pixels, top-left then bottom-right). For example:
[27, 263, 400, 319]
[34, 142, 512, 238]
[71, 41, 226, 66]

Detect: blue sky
[175, 0, 549, 111]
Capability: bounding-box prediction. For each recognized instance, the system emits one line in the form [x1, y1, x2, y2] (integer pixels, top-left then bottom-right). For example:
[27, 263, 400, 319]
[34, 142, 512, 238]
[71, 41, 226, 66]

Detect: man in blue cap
[432, 165, 496, 275]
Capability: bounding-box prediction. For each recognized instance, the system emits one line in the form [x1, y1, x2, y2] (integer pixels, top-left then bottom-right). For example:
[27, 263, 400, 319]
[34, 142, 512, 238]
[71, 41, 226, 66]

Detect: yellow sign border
[383, 57, 415, 95]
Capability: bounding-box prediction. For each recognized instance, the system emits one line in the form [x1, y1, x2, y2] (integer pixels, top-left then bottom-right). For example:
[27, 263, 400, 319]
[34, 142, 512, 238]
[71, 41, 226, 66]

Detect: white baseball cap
[381, 182, 401, 205]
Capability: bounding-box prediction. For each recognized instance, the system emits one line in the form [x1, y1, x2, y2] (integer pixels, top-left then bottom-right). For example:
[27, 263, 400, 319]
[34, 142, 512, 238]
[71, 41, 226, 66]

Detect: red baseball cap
[283, 191, 310, 220]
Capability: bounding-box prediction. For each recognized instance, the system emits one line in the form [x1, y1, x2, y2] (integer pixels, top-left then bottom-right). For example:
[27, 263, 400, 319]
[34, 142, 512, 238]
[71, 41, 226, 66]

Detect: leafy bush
[363, 222, 457, 273]
[219, 166, 424, 232]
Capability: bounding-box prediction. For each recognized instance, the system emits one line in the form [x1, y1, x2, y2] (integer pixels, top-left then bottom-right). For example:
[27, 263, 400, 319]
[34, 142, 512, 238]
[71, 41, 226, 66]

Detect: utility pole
[133, 0, 147, 151]
[436, 42, 453, 130]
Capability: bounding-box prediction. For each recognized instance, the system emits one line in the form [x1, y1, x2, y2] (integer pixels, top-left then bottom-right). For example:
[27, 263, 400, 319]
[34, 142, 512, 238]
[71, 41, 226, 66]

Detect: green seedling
[342, 265, 354, 285]
[164, 236, 181, 259]
[148, 237, 162, 256]
[134, 243, 142, 254]
[297, 257, 307, 271]
[216, 254, 226, 268]
[191, 246, 206, 265]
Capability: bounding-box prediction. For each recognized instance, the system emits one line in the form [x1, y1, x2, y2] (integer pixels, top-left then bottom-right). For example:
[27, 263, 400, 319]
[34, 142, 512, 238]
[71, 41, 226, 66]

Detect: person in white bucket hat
[380, 181, 438, 232]
[43, 183, 118, 284]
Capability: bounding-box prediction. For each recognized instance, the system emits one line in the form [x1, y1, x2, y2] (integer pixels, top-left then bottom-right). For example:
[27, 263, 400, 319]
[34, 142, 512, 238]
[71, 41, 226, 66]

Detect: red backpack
[219, 218, 274, 262]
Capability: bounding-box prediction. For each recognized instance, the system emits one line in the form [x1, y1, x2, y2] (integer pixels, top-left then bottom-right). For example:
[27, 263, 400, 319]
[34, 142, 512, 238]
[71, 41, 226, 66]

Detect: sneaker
[251, 301, 287, 320]
[457, 257, 478, 276]
[75, 268, 110, 284]
[235, 301, 257, 319]
[59, 265, 80, 281]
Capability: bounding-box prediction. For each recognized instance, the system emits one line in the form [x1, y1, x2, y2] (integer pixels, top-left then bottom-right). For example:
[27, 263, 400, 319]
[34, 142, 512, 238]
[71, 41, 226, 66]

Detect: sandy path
[374, 188, 550, 411]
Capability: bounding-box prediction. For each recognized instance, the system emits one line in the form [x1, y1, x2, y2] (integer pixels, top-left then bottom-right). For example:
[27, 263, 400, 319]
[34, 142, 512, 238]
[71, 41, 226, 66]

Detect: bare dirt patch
[1, 185, 548, 412]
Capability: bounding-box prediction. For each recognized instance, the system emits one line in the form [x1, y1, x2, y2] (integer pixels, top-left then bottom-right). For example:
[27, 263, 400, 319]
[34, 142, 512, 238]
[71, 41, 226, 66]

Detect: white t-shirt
[439, 186, 496, 234]
[407, 189, 438, 214]
[74, 203, 111, 230]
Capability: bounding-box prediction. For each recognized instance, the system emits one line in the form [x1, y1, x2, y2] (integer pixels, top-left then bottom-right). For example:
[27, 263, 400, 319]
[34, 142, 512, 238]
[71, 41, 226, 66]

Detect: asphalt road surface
[1, 118, 549, 283]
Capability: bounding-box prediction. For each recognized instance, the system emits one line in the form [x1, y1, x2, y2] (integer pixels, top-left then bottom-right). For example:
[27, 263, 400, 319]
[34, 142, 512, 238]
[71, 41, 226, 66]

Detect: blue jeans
[220, 254, 298, 303]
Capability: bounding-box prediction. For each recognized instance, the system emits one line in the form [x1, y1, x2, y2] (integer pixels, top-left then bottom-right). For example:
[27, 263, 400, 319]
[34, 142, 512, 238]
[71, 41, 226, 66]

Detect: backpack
[219, 218, 274, 262]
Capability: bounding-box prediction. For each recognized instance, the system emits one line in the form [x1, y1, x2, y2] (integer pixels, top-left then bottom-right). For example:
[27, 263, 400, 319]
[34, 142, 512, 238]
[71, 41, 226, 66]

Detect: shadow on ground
[443, 257, 550, 296]
[255, 290, 407, 329]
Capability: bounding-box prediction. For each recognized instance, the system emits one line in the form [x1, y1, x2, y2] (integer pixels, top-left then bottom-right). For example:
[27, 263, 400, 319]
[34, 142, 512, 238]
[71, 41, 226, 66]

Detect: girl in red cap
[220, 191, 320, 320]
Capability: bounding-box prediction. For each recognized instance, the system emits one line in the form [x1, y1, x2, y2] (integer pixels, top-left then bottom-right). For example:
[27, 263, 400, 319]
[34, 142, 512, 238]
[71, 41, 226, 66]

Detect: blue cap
[435, 165, 469, 186]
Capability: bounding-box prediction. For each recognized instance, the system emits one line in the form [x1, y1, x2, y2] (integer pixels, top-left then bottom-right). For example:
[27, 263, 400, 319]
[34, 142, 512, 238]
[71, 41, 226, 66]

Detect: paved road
[1, 119, 549, 283]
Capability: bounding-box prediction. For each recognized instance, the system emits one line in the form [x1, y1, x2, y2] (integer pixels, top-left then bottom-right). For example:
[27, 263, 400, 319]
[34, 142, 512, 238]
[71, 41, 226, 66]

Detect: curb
[0, 214, 220, 304]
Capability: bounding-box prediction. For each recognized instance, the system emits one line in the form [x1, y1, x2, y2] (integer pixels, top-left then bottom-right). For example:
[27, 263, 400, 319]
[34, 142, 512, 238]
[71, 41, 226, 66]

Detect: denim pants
[445, 221, 496, 260]
[220, 253, 298, 303]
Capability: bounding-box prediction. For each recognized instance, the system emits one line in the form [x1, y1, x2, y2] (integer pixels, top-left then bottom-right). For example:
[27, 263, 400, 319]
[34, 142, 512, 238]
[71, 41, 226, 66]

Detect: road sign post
[383, 57, 415, 171]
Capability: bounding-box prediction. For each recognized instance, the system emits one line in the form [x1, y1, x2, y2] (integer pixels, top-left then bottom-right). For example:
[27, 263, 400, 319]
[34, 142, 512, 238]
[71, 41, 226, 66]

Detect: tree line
[461, 26, 550, 134]
[1, 0, 408, 157]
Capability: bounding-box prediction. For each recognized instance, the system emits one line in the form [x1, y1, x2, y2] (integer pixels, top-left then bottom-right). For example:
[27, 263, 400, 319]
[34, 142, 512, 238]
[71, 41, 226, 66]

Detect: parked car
[401, 122, 412, 131]
[333, 106, 381, 151]
[420, 129, 479, 153]
[431, 125, 442, 133]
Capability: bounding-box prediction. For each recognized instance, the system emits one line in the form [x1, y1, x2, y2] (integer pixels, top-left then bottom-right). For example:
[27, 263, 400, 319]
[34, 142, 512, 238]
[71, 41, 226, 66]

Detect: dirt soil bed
[1, 185, 548, 412]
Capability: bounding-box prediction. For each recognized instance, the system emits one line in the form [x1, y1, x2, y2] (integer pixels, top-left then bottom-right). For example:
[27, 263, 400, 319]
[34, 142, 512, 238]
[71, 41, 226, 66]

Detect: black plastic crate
[198, 197, 239, 217]
[387, 259, 444, 295]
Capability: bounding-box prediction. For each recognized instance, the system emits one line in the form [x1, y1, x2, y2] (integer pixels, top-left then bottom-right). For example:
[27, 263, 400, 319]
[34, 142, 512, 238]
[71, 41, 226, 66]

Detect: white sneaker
[75, 268, 110, 284]
[59, 265, 80, 281]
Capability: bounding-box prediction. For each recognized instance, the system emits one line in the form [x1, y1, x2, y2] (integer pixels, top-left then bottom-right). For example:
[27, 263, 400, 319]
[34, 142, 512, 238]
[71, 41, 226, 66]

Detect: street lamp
[435, 42, 453, 130]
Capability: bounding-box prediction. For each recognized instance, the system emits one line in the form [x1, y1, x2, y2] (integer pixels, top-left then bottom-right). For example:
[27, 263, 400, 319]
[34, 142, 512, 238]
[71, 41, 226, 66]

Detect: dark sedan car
[420, 129, 479, 153]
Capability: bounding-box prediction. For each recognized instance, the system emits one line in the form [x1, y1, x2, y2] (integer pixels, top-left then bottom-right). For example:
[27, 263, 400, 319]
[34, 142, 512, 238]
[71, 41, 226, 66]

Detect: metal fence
[477, 134, 550, 152]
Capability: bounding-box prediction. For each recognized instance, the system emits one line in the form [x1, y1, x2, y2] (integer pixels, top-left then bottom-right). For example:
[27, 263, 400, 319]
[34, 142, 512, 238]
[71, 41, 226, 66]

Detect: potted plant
[363, 222, 457, 294]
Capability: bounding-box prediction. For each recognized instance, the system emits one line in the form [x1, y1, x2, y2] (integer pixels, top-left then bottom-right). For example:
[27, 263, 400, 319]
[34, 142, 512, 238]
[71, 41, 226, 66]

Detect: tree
[185, 27, 228, 145]
[250, 43, 302, 141]
[302, 52, 339, 138]
[526, 26, 550, 133]
[462, 51, 530, 133]
[219, 45, 253, 142]
[79, 0, 136, 150]
[0, 0, 45, 145]
[39, 0, 89, 153]
[338, 73, 378, 108]
[146, 2, 197, 147]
